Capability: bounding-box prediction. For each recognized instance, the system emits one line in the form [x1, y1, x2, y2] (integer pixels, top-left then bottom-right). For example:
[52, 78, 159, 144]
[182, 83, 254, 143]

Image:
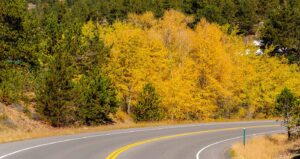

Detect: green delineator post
[243, 128, 246, 146]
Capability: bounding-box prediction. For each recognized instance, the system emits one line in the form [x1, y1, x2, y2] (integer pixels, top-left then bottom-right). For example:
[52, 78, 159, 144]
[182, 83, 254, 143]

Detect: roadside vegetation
[0, 0, 300, 142]
[0, 105, 254, 143]
[231, 134, 300, 159]
[231, 88, 300, 159]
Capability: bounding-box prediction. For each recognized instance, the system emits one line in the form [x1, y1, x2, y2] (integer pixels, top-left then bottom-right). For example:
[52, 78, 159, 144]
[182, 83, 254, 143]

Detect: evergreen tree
[0, 0, 32, 103]
[36, 51, 75, 127]
[76, 69, 118, 125]
[261, 1, 300, 63]
[133, 83, 165, 121]
[234, 0, 259, 34]
[275, 87, 300, 139]
[0, 0, 26, 63]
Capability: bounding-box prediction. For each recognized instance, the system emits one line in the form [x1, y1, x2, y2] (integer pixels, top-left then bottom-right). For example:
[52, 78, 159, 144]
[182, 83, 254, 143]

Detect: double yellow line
[105, 124, 281, 159]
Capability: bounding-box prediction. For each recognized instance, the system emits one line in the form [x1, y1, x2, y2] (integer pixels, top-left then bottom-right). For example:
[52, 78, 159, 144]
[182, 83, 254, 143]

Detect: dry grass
[0, 120, 199, 143]
[0, 116, 266, 144]
[0, 106, 196, 143]
[0, 102, 278, 144]
[231, 134, 300, 159]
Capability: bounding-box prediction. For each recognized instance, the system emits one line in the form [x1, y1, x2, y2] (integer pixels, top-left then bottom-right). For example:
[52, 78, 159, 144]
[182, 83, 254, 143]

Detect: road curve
[0, 121, 285, 159]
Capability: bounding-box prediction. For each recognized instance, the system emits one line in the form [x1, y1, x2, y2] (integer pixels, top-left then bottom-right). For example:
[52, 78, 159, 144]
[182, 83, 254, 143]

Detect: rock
[11, 103, 24, 112]
[1, 118, 16, 128]
[27, 3, 36, 10]
[31, 113, 41, 121]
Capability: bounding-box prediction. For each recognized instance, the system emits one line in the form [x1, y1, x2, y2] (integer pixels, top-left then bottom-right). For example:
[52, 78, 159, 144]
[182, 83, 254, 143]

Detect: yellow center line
[105, 124, 281, 159]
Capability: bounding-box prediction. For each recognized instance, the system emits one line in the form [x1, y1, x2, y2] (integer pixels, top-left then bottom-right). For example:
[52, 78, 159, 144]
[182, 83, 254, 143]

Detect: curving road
[0, 121, 285, 159]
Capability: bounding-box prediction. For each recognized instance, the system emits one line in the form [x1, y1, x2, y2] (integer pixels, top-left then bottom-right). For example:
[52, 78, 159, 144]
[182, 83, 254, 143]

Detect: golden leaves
[85, 10, 299, 120]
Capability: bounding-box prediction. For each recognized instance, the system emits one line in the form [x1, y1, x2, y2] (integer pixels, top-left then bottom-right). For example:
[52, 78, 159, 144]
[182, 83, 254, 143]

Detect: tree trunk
[126, 86, 132, 114]
[287, 127, 291, 140]
[127, 95, 131, 114]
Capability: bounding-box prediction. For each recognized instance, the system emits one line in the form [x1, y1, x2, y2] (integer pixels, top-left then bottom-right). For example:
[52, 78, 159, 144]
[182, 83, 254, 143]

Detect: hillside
[0, 0, 299, 129]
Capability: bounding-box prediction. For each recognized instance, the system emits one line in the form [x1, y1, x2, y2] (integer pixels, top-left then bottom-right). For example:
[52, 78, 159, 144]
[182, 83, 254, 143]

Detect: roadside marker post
[243, 128, 246, 146]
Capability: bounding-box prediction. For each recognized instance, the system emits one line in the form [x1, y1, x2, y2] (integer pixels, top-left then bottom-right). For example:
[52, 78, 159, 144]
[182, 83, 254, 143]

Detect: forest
[0, 0, 299, 127]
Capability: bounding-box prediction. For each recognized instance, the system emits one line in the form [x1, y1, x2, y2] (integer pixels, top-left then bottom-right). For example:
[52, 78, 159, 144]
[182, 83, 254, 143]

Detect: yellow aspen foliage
[100, 22, 169, 113]
[95, 10, 300, 120]
[241, 55, 300, 118]
[82, 20, 96, 40]
[128, 12, 157, 28]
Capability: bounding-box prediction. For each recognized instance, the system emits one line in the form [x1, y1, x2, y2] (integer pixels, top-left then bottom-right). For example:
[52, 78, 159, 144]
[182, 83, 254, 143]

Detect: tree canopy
[0, 0, 299, 126]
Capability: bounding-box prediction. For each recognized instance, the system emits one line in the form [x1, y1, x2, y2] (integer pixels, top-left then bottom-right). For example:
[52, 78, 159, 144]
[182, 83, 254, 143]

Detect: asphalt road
[0, 121, 285, 159]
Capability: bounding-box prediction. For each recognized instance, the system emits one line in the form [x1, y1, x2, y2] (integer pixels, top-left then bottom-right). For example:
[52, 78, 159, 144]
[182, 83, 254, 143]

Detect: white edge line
[196, 130, 285, 159]
[0, 121, 277, 159]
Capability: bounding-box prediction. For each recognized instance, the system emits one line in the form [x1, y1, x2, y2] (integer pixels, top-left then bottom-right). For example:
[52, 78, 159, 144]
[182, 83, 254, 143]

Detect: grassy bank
[0, 118, 267, 144]
[0, 120, 190, 143]
[0, 102, 275, 144]
[231, 134, 300, 159]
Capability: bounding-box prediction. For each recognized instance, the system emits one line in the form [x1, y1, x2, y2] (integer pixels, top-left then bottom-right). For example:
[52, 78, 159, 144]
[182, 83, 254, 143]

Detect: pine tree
[275, 87, 300, 139]
[133, 83, 164, 121]
[76, 69, 118, 125]
[0, 0, 31, 103]
[36, 51, 75, 127]
[261, 1, 300, 63]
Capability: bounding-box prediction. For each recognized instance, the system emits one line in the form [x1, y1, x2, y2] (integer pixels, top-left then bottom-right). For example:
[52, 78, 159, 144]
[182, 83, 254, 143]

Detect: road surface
[0, 121, 285, 159]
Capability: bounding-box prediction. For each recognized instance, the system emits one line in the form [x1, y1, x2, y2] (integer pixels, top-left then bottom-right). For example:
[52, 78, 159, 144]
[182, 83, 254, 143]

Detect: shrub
[113, 109, 132, 123]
